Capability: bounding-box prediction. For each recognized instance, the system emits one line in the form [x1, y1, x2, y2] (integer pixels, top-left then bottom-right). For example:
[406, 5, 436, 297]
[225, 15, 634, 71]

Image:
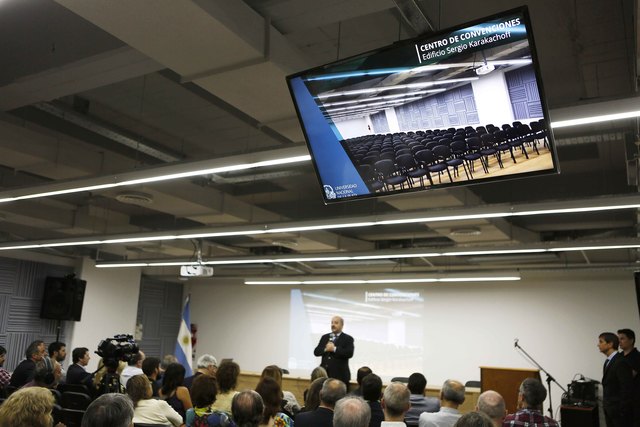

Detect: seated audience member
[94, 358, 127, 395]
[212, 360, 241, 414]
[350, 367, 373, 396]
[453, 412, 493, 427]
[184, 353, 218, 390]
[502, 378, 558, 427]
[232, 390, 264, 427]
[255, 376, 294, 427]
[46, 341, 67, 382]
[0, 386, 58, 427]
[301, 377, 328, 412]
[0, 345, 11, 388]
[142, 356, 162, 396]
[67, 346, 94, 386]
[405, 373, 440, 426]
[127, 374, 183, 426]
[362, 373, 384, 427]
[381, 382, 411, 427]
[9, 340, 45, 388]
[120, 350, 145, 387]
[187, 374, 235, 427]
[160, 362, 194, 420]
[82, 392, 135, 427]
[261, 364, 301, 415]
[22, 364, 56, 388]
[334, 396, 372, 427]
[419, 380, 465, 427]
[303, 366, 328, 401]
[296, 378, 347, 427]
[475, 391, 506, 427]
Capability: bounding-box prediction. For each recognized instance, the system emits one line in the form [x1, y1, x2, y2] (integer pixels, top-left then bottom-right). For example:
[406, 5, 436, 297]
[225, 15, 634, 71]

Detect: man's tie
[603, 358, 610, 375]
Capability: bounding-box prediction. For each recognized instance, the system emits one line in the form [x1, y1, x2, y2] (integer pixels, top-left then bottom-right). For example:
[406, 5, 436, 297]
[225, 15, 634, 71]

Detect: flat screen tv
[287, 6, 557, 203]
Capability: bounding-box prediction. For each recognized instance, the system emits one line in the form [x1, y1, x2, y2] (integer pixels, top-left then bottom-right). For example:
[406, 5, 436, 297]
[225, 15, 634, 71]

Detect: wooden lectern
[480, 366, 540, 414]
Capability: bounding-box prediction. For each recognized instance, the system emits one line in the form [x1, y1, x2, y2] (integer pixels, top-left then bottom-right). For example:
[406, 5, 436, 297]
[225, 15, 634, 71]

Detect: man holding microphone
[314, 316, 355, 386]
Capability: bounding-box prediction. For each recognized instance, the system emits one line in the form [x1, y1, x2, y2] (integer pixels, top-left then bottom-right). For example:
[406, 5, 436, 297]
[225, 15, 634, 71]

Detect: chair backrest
[465, 380, 481, 388]
[50, 388, 62, 404]
[61, 391, 92, 410]
[390, 377, 410, 383]
[449, 140, 467, 155]
[414, 149, 435, 165]
[58, 383, 90, 395]
[59, 408, 85, 427]
[374, 159, 397, 177]
[432, 144, 452, 160]
[466, 137, 482, 151]
[395, 154, 416, 169]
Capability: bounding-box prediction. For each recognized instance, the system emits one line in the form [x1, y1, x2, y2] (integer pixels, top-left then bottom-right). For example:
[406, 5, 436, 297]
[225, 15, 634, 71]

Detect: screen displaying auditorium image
[287, 288, 424, 379]
[287, 6, 557, 204]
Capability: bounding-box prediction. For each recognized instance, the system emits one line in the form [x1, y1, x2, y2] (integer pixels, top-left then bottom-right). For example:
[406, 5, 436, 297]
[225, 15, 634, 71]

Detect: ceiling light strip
[244, 276, 521, 285]
[3, 196, 640, 251]
[95, 240, 640, 268]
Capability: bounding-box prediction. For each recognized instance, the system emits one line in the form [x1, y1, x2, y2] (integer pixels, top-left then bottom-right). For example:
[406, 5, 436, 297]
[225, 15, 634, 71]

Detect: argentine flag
[175, 295, 193, 376]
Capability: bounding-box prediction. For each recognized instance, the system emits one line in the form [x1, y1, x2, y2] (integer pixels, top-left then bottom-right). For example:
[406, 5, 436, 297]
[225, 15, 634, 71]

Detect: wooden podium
[480, 366, 540, 413]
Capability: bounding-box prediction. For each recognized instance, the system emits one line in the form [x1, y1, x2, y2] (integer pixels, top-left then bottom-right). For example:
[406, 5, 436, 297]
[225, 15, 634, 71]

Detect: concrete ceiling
[0, 0, 637, 280]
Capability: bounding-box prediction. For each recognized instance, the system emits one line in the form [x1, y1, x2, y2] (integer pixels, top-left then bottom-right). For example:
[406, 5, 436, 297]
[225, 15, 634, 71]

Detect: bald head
[476, 390, 506, 426]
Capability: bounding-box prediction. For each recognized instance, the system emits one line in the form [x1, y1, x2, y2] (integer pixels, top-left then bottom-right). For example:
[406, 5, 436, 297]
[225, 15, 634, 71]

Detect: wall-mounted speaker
[40, 276, 86, 321]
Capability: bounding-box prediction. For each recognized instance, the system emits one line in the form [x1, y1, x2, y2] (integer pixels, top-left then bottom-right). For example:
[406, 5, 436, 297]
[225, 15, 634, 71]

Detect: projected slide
[287, 288, 424, 380]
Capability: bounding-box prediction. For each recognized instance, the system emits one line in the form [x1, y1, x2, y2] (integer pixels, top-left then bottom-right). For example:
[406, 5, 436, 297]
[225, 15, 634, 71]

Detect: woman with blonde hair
[0, 387, 58, 427]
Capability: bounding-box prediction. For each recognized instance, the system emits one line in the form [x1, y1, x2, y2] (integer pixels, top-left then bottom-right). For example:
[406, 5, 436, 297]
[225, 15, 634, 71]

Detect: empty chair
[432, 145, 458, 182]
[415, 149, 448, 185]
[61, 391, 91, 411]
[480, 133, 502, 170]
[493, 130, 515, 164]
[464, 137, 485, 175]
[358, 164, 384, 192]
[530, 120, 549, 149]
[380, 151, 396, 161]
[57, 384, 90, 395]
[518, 123, 539, 154]
[396, 154, 428, 188]
[59, 408, 85, 427]
[374, 159, 408, 191]
[506, 127, 529, 160]
[448, 140, 471, 180]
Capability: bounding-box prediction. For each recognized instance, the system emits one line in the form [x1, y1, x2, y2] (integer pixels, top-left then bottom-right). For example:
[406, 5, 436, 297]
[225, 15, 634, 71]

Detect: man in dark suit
[66, 346, 93, 386]
[296, 378, 347, 427]
[9, 340, 45, 388]
[618, 328, 640, 427]
[598, 332, 633, 427]
[314, 316, 354, 385]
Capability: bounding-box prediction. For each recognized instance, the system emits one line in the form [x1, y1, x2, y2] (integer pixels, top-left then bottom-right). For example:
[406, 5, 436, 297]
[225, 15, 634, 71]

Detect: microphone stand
[514, 340, 567, 419]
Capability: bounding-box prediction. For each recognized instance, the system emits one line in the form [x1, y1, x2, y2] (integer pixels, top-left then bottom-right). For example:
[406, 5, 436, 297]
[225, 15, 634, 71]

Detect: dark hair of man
[48, 342, 65, 357]
[217, 361, 240, 393]
[128, 351, 143, 366]
[304, 377, 328, 412]
[0, 345, 5, 356]
[192, 374, 218, 408]
[453, 411, 493, 427]
[126, 375, 150, 408]
[255, 376, 283, 423]
[361, 373, 383, 401]
[72, 347, 89, 364]
[408, 373, 427, 395]
[357, 366, 372, 386]
[320, 378, 347, 406]
[33, 364, 55, 386]
[81, 393, 134, 427]
[519, 378, 547, 408]
[599, 332, 619, 349]
[232, 390, 264, 427]
[142, 357, 161, 377]
[25, 340, 44, 359]
[618, 328, 636, 344]
[161, 363, 186, 396]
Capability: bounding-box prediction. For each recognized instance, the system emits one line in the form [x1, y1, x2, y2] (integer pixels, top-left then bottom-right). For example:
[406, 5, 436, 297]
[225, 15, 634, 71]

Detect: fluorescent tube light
[551, 110, 640, 128]
[244, 276, 521, 285]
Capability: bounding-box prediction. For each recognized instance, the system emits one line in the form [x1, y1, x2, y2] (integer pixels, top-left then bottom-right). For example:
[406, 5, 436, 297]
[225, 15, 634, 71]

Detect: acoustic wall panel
[506, 65, 543, 120]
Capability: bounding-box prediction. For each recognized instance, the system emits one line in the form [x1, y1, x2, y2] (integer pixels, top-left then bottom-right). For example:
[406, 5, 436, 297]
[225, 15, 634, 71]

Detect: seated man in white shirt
[381, 382, 411, 427]
[120, 350, 145, 387]
[418, 380, 465, 427]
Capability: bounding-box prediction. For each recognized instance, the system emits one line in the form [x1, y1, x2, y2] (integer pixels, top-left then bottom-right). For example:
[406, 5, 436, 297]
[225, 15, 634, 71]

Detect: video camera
[96, 334, 139, 367]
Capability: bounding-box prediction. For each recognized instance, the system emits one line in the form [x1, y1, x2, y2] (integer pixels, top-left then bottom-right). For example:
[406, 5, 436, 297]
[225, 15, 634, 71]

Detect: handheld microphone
[514, 338, 519, 348]
[330, 333, 335, 342]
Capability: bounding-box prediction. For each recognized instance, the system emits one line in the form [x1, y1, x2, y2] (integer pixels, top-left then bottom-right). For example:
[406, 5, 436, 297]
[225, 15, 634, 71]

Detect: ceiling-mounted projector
[180, 265, 214, 277]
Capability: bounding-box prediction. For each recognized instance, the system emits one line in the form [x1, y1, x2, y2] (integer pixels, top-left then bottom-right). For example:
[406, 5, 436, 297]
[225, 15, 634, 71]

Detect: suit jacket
[602, 352, 633, 424]
[296, 406, 334, 427]
[8, 359, 36, 388]
[66, 363, 93, 386]
[314, 332, 354, 384]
